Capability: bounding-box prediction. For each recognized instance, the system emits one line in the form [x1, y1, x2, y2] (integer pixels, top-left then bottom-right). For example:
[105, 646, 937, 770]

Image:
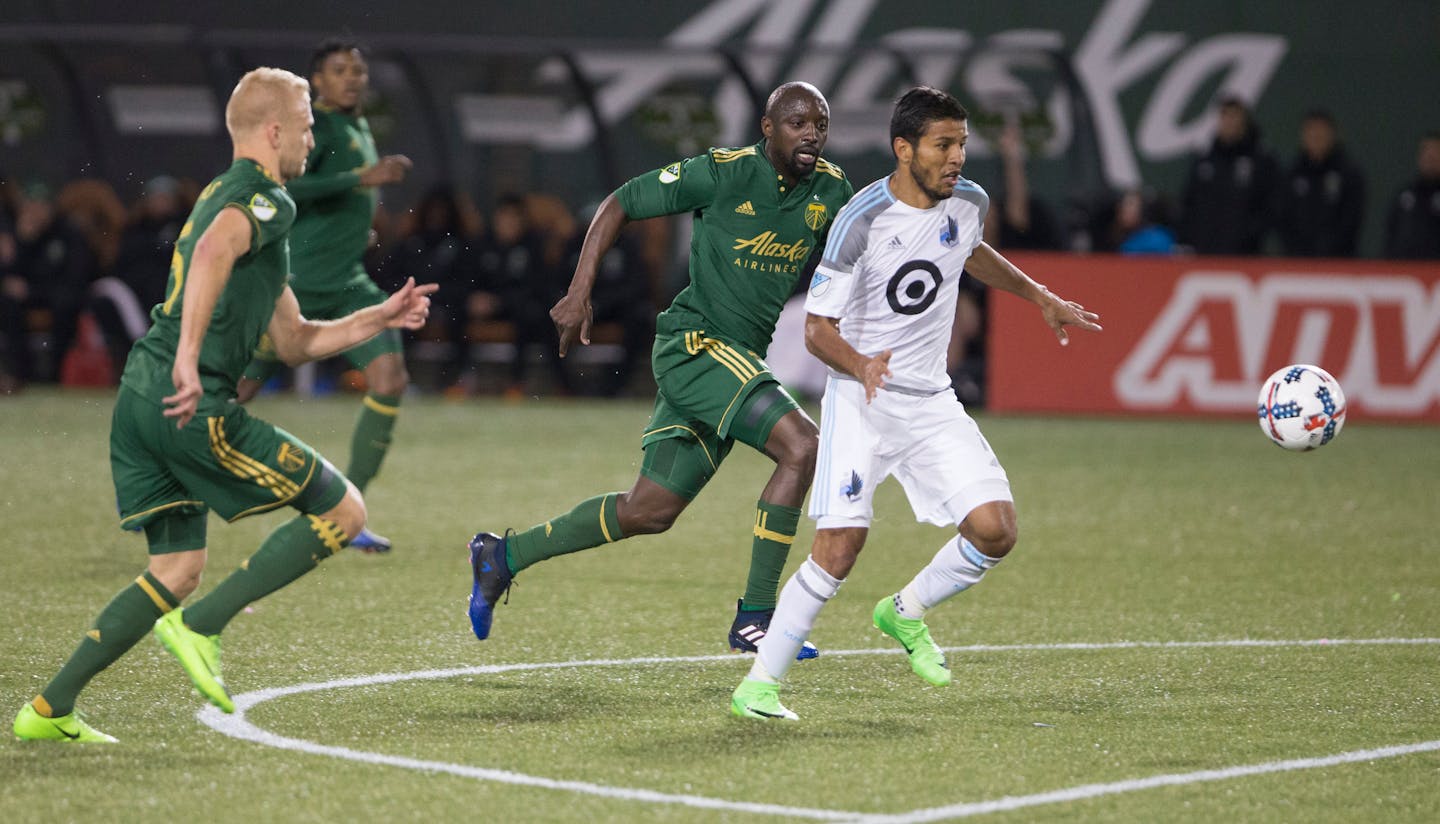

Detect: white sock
[749, 556, 843, 683]
[894, 535, 1001, 619]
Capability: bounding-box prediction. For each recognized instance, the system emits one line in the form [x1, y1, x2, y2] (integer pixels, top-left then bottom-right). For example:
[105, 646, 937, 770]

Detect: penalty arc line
[197, 637, 1440, 821]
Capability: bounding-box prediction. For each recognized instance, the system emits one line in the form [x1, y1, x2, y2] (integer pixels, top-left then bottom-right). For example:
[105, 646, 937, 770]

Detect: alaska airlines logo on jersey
[804, 202, 829, 230]
[810, 272, 831, 296]
[276, 442, 306, 473]
[940, 216, 959, 247]
[249, 193, 278, 222]
[841, 470, 864, 502]
[658, 162, 681, 184]
[733, 231, 811, 263]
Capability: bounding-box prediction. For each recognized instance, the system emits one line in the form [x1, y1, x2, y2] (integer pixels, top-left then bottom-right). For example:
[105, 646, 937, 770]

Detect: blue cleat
[467, 532, 513, 640]
[349, 527, 392, 554]
[728, 599, 819, 661]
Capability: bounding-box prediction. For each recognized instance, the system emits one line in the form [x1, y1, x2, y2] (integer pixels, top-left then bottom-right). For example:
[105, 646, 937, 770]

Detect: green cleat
[730, 677, 799, 721]
[873, 596, 952, 687]
[13, 703, 117, 743]
[154, 609, 234, 713]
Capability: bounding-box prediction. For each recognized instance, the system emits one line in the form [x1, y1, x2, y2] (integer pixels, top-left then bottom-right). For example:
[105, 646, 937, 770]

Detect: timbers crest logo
[276, 442, 306, 473]
[804, 202, 828, 230]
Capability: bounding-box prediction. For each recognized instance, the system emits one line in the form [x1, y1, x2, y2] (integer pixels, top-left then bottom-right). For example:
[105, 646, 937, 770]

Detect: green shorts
[243, 267, 402, 382]
[109, 386, 349, 551]
[638, 330, 800, 499]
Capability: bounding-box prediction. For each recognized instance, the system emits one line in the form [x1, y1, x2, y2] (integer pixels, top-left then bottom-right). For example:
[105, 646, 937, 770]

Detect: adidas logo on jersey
[735, 200, 756, 215]
[888, 235, 904, 249]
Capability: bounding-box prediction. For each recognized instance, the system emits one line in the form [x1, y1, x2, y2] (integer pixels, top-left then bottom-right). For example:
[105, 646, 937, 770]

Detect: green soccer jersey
[617, 140, 854, 357]
[121, 158, 296, 414]
[286, 104, 379, 290]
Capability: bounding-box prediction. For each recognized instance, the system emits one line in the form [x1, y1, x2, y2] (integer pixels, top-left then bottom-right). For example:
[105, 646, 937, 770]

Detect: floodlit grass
[2, 389, 1437, 823]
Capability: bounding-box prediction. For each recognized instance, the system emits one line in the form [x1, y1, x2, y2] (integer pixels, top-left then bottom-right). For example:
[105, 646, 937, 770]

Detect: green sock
[184, 515, 348, 636]
[39, 571, 179, 717]
[507, 493, 623, 574]
[741, 501, 800, 611]
[346, 392, 401, 492]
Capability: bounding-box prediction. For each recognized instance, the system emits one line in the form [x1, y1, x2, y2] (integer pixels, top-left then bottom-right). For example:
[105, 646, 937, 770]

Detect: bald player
[13, 67, 436, 742]
[465, 82, 855, 657]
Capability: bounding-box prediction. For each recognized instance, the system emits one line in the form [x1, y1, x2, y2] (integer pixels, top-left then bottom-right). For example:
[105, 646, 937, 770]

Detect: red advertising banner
[988, 254, 1440, 422]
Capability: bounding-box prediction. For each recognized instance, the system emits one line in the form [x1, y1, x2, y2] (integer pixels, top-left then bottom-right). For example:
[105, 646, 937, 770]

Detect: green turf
[2, 389, 1437, 823]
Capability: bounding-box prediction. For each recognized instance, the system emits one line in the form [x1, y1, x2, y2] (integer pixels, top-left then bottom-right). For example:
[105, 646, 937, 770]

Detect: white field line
[842, 739, 1440, 823]
[197, 637, 1440, 821]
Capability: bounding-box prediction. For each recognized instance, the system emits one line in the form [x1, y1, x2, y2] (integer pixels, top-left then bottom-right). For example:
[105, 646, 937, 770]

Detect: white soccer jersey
[805, 175, 988, 395]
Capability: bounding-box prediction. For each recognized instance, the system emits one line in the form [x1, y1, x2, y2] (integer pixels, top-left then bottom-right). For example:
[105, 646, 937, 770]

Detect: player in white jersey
[731, 86, 1101, 720]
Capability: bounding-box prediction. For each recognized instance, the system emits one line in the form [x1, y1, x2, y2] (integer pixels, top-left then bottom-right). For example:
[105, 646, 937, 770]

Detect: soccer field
[2, 390, 1437, 823]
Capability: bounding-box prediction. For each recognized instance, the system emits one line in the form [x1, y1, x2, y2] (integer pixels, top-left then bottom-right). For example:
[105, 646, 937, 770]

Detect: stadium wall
[1, 0, 1437, 256]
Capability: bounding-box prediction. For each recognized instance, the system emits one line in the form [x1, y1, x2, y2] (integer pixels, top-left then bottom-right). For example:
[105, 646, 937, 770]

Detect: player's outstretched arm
[267, 277, 436, 366]
[964, 241, 1102, 346]
[163, 206, 252, 428]
[804, 313, 891, 403]
[551, 191, 631, 357]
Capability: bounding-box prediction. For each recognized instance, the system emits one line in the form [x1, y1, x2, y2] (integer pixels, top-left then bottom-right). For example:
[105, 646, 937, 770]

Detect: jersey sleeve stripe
[822, 181, 892, 264]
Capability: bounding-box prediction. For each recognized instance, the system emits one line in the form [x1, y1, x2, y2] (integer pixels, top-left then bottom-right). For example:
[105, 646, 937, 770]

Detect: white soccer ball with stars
[1256, 364, 1347, 451]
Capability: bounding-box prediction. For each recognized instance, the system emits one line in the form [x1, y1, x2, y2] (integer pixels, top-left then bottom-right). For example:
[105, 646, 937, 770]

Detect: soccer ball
[1256, 364, 1347, 451]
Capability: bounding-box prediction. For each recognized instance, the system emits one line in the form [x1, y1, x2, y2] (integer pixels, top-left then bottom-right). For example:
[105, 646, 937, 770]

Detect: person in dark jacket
[1275, 110, 1366, 257]
[5, 183, 97, 383]
[1384, 131, 1440, 259]
[1178, 97, 1278, 255]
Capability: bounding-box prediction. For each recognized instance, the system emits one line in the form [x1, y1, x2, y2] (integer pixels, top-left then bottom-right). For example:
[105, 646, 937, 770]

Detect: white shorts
[809, 376, 1012, 529]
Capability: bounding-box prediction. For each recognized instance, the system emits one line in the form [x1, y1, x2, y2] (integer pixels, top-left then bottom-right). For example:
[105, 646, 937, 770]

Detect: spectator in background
[386, 184, 488, 388]
[0, 181, 20, 392]
[479, 193, 570, 397]
[1179, 97, 1278, 255]
[90, 175, 189, 370]
[1100, 187, 1178, 255]
[1384, 131, 1440, 259]
[1275, 110, 1366, 257]
[56, 179, 127, 274]
[965, 121, 1064, 406]
[982, 121, 1065, 252]
[561, 201, 655, 396]
[7, 183, 97, 383]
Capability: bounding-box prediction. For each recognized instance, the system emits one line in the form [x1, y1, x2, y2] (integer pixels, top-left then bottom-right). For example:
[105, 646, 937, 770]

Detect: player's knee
[369, 366, 409, 397]
[963, 503, 1018, 558]
[367, 357, 409, 397]
[616, 491, 683, 535]
[148, 550, 207, 601]
[770, 417, 819, 475]
[324, 485, 368, 540]
[969, 521, 1017, 559]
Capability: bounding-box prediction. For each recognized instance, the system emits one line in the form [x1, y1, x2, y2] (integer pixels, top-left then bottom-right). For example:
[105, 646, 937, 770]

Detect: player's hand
[381, 277, 438, 330]
[359, 155, 413, 186]
[860, 349, 892, 403]
[550, 293, 592, 358]
[163, 360, 203, 429]
[1040, 291, 1101, 346]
